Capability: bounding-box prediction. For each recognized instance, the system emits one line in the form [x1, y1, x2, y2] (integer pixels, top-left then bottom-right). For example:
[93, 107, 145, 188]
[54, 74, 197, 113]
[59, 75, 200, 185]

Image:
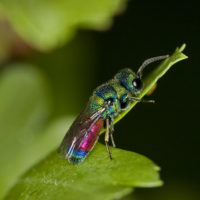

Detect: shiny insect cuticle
[59, 55, 169, 164]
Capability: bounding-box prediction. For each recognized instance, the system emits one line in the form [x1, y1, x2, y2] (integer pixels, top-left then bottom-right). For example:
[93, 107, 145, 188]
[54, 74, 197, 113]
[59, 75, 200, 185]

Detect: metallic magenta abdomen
[80, 118, 104, 151]
[69, 118, 104, 163]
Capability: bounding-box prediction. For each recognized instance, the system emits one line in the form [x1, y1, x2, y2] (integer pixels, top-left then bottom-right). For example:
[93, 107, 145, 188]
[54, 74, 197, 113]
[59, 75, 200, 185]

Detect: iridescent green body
[89, 68, 139, 120]
[59, 68, 141, 163]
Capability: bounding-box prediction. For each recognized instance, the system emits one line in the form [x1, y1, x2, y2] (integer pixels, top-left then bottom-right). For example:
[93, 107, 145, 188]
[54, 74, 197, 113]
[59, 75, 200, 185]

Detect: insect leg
[109, 119, 116, 148]
[105, 118, 113, 160]
[130, 97, 155, 103]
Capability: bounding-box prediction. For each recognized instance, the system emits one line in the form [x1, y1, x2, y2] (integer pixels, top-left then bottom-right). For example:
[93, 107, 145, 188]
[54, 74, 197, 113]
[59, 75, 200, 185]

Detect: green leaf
[0, 0, 127, 51]
[0, 64, 73, 199]
[0, 64, 50, 199]
[4, 143, 161, 200]
[4, 44, 188, 200]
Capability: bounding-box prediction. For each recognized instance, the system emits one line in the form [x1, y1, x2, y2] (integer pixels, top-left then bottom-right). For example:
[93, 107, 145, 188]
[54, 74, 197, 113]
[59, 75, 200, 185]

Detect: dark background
[93, 0, 200, 198]
[95, 0, 199, 181]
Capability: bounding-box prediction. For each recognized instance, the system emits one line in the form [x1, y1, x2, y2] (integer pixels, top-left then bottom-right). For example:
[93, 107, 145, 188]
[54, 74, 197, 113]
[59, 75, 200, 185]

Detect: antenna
[137, 55, 169, 78]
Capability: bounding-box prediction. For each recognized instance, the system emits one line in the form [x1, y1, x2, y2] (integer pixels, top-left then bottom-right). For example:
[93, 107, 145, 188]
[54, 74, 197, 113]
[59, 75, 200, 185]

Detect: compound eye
[132, 78, 143, 90]
[106, 98, 114, 105]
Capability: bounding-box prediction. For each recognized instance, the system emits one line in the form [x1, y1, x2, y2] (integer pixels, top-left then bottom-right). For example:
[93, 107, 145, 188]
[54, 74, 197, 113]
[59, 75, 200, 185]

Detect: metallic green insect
[59, 55, 168, 164]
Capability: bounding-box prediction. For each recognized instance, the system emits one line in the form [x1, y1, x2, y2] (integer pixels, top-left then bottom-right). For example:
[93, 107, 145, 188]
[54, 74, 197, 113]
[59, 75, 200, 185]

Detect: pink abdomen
[80, 118, 104, 151]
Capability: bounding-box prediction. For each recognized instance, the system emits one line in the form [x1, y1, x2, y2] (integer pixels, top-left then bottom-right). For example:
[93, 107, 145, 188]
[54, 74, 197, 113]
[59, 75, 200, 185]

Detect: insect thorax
[89, 80, 130, 119]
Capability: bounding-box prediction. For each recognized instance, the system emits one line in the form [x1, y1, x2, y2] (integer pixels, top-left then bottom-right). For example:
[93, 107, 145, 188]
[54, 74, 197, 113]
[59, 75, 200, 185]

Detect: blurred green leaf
[0, 64, 73, 199]
[0, 0, 127, 50]
[30, 34, 96, 116]
[4, 144, 161, 200]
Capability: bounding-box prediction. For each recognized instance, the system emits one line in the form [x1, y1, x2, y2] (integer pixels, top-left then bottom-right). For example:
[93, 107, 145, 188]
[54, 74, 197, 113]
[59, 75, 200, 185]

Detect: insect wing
[59, 104, 104, 163]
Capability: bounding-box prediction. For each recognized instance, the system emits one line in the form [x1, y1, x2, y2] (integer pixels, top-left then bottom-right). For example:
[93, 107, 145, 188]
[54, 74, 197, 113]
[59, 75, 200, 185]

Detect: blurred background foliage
[0, 0, 199, 200]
